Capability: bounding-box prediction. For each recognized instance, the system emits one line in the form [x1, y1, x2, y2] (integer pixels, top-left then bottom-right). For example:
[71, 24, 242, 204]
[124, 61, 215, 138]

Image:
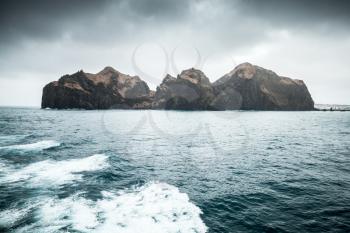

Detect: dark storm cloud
[0, 0, 191, 46]
[1, 0, 349, 47]
[0, 0, 111, 43]
[234, 0, 350, 29]
[239, 0, 350, 19]
[125, 0, 190, 17]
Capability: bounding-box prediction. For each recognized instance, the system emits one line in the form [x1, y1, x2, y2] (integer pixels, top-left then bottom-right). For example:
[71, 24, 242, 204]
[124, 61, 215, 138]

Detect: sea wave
[0, 140, 61, 151]
[0, 134, 30, 144]
[1, 154, 108, 186]
[10, 182, 207, 233]
[0, 205, 33, 229]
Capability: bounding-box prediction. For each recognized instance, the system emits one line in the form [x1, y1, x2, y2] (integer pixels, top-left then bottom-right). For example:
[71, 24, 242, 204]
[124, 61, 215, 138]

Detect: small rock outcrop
[41, 67, 153, 109]
[152, 68, 215, 110]
[213, 63, 314, 110]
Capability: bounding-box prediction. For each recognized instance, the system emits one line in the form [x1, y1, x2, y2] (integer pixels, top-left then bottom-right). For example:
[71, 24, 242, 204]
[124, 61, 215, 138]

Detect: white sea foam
[0, 161, 8, 172]
[0, 140, 61, 151]
[0, 208, 29, 228]
[13, 182, 208, 233]
[2, 154, 108, 186]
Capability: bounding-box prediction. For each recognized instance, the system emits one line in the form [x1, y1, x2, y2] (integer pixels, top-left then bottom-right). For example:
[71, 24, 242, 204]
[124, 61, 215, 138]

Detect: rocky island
[42, 63, 314, 110]
[41, 67, 153, 109]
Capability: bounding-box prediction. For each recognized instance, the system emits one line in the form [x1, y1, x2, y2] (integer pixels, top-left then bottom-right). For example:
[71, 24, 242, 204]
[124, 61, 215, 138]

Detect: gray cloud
[237, 0, 350, 23]
[0, 0, 109, 44]
[1, 0, 349, 50]
[0, 0, 192, 46]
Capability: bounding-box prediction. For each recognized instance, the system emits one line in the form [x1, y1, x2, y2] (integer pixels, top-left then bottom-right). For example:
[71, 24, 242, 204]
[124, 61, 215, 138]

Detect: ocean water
[0, 107, 349, 233]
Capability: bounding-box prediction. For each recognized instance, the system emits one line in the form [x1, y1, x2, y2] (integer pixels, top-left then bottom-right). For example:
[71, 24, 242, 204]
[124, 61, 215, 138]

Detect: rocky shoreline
[42, 63, 315, 110]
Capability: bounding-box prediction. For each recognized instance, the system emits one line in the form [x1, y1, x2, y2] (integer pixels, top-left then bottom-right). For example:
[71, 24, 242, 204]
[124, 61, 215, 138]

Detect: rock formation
[41, 67, 153, 109]
[42, 63, 315, 110]
[213, 63, 314, 110]
[152, 68, 215, 110]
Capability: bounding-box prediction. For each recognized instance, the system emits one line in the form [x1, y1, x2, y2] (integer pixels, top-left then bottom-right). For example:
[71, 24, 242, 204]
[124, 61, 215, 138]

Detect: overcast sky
[0, 0, 349, 106]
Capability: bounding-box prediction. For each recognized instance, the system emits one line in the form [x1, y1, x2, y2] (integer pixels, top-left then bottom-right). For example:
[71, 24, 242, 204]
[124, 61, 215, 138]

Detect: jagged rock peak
[41, 67, 153, 110]
[177, 68, 211, 85]
[163, 74, 176, 83]
[227, 62, 256, 80]
[97, 66, 120, 75]
[153, 68, 215, 110]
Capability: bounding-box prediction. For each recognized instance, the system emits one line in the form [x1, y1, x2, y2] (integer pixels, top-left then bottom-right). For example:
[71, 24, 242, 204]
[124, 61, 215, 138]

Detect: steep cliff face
[42, 63, 315, 110]
[213, 63, 314, 110]
[152, 68, 215, 110]
[41, 67, 153, 109]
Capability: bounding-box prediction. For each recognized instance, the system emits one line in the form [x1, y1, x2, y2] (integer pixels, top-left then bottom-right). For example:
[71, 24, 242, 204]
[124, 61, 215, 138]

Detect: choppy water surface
[0, 107, 349, 233]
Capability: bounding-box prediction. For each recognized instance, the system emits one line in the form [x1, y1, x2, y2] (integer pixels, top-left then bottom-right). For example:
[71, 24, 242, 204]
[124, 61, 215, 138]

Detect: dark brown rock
[42, 63, 315, 111]
[152, 68, 215, 110]
[212, 63, 314, 110]
[41, 67, 153, 109]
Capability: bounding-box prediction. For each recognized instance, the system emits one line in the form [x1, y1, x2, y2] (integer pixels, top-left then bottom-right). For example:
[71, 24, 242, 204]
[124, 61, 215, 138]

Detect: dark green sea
[0, 107, 349, 233]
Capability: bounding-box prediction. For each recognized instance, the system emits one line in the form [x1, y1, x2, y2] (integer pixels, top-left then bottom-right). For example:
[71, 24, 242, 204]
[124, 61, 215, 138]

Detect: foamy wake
[0, 140, 61, 151]
[0, 205, 34, 229]
[12, 182, 208, 233]
[1, 154, 108, 186]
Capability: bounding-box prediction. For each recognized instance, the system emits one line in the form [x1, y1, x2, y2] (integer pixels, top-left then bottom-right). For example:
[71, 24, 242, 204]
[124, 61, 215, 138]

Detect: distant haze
[0, 0, 350, 106]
